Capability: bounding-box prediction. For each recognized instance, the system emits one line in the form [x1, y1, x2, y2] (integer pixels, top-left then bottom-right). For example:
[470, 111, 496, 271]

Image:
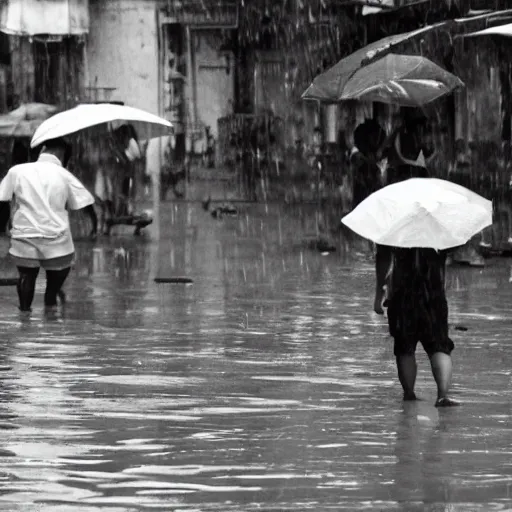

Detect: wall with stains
[193, 30, 235, 143]
[87, 0, 159, 114]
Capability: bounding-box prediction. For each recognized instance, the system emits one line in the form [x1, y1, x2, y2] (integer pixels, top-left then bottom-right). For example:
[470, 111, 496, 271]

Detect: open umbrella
[30, 103, 173, 148]
[338, 54, 464, 107]
[0, 103, 58, 138]
[341, 178, 492, 250]
[301, 25, 437, 102]
[303, 53, 463, 106]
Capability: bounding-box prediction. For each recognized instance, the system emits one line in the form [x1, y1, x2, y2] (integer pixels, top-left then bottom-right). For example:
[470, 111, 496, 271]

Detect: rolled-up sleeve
[66, 172, 95, 210]
[0, 170, 14, 201]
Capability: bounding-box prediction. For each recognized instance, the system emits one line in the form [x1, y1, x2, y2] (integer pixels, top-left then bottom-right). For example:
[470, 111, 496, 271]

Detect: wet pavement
[0, 199, 511, 511]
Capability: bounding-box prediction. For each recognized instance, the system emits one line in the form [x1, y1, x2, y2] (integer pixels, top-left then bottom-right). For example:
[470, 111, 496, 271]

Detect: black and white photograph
[0, 0, 510, 510]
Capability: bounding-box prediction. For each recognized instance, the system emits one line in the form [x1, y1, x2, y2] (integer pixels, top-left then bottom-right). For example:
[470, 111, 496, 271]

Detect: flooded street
[0, 199, 511, 511]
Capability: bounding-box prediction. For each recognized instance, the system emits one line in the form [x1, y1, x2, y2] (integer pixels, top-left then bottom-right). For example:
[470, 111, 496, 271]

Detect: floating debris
[154, 277, 194, 284]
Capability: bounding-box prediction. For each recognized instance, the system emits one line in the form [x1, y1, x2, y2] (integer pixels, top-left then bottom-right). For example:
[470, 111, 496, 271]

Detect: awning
[0, 0, 89, 36]
[350, 0, 435, 16]
[453, 8, 512, 27]
[0, 103, 58, 138]
[460, 22, 512, 38]
[302, 7, 512, 103]
[357, 0, 395, 16]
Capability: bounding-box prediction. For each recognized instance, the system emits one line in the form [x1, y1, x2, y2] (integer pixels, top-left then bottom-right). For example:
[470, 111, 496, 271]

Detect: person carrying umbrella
[350, 119, 387, 208]
[0, 137, 95, 313]
[385, 245, 456, 406]
[373, 111, 432, 315]
[304, 40, 472, 406]
[342, 177, 492, 407]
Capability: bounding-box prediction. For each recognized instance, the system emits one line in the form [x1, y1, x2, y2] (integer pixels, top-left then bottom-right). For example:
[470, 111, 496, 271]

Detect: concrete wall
[87, 0, 163, 239]
[87, 3, 235, 162]
[87, 0, 159, 115]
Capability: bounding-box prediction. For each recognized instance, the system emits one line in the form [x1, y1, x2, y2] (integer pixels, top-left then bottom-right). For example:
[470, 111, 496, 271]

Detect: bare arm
[376, 122, 402, 162]
[83, 204, 98, 237]
[374, 244, 393, 314]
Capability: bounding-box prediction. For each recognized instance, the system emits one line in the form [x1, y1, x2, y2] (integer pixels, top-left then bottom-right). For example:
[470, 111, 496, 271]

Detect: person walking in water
[372, 110, 458, 406]
[373, 112, 431, 315]
[0, 137, 95, 313]
[385, 247, 458, 407]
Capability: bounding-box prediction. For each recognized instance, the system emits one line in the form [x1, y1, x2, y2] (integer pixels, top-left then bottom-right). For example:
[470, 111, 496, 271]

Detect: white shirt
[0, 153, 94, 240]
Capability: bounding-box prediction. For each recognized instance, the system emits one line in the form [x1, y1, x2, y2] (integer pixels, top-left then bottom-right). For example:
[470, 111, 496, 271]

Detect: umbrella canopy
[338, 54, 464, 107]
[303, 53, 463, 106]
[301, 25, 437, 102]
[341, 178, 492, 250]
[0, 103, 58, 138]
[30, 103, 173, 148]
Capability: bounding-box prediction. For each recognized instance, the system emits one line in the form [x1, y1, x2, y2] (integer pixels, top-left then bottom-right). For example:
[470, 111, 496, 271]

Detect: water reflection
[0, 202, 509, 509]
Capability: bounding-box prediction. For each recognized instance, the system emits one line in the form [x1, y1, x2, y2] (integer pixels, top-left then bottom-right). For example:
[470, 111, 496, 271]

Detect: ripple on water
[90, 411, 200, 421]
[2, 208, 512, 511]
[98, 481, 263, 492]
[86, 375, 205, 387]
[123, 464, 267, 477]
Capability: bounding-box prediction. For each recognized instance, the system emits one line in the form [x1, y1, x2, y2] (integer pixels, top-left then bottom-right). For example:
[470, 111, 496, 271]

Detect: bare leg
[396, 355, 417, 401]
[44, 268, 71, 307]
[17, 266, 40, 312]
[479, 228, 492, 247]
[57, 289, 66, 304]
[430, 352, 459, 406]
[103, 200, 115, 236]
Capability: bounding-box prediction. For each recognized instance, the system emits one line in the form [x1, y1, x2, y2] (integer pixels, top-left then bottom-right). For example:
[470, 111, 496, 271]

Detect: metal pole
[153, 6, 163, 243]
[185, 25, 196, 198]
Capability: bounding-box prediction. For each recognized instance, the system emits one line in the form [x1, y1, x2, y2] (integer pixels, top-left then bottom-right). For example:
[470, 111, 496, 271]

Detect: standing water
[0, 201, 510, 511]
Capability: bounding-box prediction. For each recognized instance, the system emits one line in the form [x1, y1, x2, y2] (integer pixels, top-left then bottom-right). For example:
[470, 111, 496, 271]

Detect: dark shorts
[387, 293, 454, 357]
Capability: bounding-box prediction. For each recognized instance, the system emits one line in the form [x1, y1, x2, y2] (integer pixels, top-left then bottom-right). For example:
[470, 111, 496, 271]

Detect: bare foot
[435, 397, 460, 407]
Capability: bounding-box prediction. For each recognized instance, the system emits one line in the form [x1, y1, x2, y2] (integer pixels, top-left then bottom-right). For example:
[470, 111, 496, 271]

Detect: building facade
[87, 0, 237, 165]
[0, 0, 88, 112]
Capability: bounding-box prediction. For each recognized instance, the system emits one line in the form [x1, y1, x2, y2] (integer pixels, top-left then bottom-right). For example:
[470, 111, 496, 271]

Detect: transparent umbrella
[303, 53, 463, 107]
[338, 54, 464, 107]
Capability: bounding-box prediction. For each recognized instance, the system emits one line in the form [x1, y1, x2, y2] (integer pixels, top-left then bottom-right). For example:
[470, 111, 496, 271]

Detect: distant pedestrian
[385, 112, 431, 184]
[350, 119, 387, 208]
[385, 247, 458, 407]
[370, 111, 458, 406]
[0, 137, 95, 313]
[374, 112, 431, 314]
[92, 123, 150, 235]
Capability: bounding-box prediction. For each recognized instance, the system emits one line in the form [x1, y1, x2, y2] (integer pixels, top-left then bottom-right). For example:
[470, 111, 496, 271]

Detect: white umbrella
[341, 178, 493, 250]
[30, 103, 173, 148]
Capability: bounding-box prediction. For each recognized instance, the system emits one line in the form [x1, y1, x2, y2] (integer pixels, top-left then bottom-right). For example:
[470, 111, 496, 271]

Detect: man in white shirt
[0, 137, 95, 312]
